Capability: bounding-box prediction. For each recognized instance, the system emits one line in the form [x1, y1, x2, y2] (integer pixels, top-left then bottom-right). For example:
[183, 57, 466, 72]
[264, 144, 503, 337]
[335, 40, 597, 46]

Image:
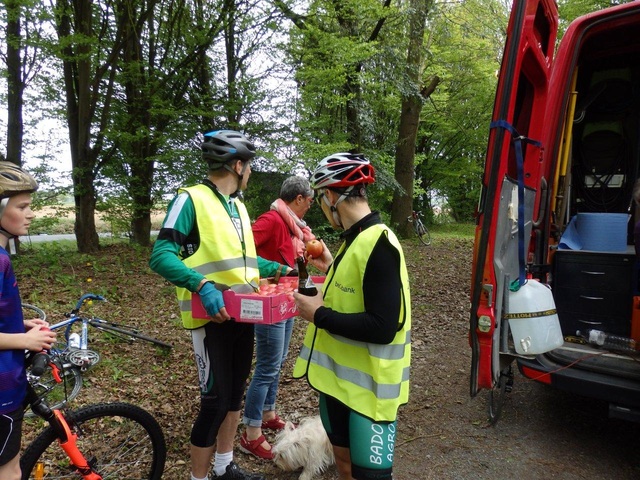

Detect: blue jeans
[243, 317, 294, 427]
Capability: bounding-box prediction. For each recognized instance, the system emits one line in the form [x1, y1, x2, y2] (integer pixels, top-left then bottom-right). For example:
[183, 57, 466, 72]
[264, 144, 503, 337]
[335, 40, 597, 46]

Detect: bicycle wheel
[25, 364, 82, 418]
[415, 221, 431, 246]
[21, 402, 166, 480]
[89, 320, 173, 350]
[22, 303, 47, 322]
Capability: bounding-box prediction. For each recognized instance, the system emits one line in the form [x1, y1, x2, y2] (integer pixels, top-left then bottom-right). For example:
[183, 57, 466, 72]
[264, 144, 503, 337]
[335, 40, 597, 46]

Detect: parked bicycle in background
[408, 210, 431, 246]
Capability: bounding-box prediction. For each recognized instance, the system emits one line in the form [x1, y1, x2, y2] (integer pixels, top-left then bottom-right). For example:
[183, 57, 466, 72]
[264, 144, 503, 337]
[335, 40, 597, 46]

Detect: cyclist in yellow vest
[150, 130, 294, 480]
[293, 153, 411, 480]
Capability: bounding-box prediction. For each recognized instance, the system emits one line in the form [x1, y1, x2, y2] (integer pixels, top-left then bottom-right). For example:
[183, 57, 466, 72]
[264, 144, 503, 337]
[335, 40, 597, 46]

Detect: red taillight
[520, 365, 552, 384]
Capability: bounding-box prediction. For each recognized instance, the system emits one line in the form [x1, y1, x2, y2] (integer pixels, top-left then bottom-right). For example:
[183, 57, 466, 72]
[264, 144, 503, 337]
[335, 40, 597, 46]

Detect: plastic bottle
[68, 332, 81, 349]
[576, 329, 638, 353]
[296, 256, 318, 296]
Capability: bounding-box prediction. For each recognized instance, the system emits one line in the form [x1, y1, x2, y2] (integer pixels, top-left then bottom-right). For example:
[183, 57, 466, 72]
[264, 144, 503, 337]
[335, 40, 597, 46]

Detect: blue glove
[199, 282, 225, 317]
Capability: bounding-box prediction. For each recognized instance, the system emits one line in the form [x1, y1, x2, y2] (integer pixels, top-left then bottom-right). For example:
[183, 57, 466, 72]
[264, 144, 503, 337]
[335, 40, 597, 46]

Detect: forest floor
[17, 231, 640, 479]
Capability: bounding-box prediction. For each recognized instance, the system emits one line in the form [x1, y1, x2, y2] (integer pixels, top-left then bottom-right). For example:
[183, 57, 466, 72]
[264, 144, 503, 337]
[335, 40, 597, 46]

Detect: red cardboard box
[192, 276, 325, 324]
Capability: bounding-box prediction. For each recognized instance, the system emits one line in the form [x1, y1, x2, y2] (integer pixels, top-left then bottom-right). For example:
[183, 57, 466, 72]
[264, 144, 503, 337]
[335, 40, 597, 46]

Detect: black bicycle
[21, 350, 166, 479]
[408, 210, 431, 246]
[22, 294, 172, 414]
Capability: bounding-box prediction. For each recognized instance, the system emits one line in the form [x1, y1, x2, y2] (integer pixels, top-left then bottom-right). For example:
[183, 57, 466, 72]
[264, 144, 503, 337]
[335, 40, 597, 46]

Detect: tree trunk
[6, 0, 24, 165]
[344, 72, 362, 150]
[129, 157, 154, 246]
[391, 0, 434, 237]
[56, 0, 100, 253]
[73, 169, 99, 250]
[119, 1, 153, 246]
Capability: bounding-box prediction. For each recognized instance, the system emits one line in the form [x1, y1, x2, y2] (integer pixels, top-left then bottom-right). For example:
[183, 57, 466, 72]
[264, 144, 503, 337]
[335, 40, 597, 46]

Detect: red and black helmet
[310, 153, 375, 189]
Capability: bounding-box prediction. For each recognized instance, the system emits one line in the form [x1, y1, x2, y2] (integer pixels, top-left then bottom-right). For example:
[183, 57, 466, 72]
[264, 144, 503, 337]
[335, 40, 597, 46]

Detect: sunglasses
[315, 191, 326, 207]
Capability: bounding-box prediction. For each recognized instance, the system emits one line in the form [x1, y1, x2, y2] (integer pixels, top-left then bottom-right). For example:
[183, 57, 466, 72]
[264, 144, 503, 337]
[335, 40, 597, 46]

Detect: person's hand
[293, 290, 325, 323]
[24, 318, 49, 330]
[24, 325, 56, 352]
[286, 268, 298, 277]
[306, 239, 333, 273]
[199, 282, 231, 323]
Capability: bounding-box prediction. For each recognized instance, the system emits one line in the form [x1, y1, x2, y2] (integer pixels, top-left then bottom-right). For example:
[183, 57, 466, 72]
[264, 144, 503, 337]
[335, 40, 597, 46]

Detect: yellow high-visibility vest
[176, 184, 259, 329]
[293, 224, 411, 421]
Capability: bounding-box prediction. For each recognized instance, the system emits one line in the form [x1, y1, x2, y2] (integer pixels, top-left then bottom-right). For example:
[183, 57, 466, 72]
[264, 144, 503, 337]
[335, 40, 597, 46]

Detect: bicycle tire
[415, 221, 431, 246]
[21, 402, 166, 480]
[25, 365, 82, 418]
[89, 320, 173, 350]
[22, 303, 47, 322]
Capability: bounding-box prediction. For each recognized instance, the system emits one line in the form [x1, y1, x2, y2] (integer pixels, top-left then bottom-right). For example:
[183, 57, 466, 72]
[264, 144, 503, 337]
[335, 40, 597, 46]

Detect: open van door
[469, 0, 558, 421]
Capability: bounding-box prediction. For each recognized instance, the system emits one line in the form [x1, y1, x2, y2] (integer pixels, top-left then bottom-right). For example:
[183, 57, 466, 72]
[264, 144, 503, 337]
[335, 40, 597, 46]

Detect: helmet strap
[0, 228, 14, 241]
[329, 187, 353, 229]
[232, 160, 251, 197]
[0, 198, 17, 240]
[0, 197, 8, 221]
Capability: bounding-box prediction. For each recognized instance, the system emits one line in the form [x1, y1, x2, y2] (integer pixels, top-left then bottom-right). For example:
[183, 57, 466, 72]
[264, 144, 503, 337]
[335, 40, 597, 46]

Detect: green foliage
[244, 171, 290, 220]
[557, 0, 617, 33]
[95, 194, 134, 238]
[8, 0, 607, 246]
[29, 216, 69, 235]
[414, 0, 505, 219]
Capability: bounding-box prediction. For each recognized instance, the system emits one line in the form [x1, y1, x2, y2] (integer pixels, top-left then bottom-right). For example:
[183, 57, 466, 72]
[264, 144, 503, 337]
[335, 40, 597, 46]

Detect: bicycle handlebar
[70, 293, 107, 316]
[30, 351, 50, 377]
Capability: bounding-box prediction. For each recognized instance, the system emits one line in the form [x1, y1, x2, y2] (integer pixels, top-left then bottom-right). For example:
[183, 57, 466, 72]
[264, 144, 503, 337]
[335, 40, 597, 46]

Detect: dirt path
[247, 237, 640, 480]
[19, 238, 640, 479]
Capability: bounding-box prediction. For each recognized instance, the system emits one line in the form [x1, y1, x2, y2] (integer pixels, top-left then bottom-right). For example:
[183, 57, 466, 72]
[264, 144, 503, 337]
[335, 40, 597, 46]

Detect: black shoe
[212, 461, 265, 480]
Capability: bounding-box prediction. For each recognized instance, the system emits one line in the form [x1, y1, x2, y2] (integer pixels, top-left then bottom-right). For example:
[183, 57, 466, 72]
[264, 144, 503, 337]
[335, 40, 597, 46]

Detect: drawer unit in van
[552, 250, 633, 337]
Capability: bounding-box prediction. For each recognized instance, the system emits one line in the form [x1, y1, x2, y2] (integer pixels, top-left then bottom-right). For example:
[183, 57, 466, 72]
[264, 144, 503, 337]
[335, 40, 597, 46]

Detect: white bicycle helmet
[310, 153, 375, 189]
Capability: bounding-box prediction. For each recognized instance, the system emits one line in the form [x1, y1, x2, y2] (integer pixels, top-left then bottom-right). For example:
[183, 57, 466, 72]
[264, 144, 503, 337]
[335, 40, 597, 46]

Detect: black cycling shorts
[0, 408, 23, 466]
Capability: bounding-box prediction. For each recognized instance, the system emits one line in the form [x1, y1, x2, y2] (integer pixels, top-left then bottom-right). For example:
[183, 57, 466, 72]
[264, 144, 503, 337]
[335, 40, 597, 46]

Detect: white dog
[272, 415, 335, 480]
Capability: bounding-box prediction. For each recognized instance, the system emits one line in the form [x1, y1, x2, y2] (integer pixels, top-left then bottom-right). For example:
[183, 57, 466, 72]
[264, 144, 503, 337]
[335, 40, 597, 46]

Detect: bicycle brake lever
[50, 362, 62, 383]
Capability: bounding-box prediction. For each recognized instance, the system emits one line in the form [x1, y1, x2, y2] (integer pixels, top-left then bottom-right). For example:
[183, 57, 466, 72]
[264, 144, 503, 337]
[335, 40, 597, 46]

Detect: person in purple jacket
[0, 161, 56, 480]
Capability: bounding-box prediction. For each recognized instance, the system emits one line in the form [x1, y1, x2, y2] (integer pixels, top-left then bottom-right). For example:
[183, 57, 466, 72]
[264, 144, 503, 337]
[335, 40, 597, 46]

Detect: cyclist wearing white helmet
[293, 153, 412, 480]
[0, 161, 55, 480]
[150, 131, 293, 480]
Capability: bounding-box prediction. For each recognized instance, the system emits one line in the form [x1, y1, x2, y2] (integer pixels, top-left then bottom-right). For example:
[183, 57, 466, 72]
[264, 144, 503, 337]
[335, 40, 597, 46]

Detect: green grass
[429, 222, 475, 238]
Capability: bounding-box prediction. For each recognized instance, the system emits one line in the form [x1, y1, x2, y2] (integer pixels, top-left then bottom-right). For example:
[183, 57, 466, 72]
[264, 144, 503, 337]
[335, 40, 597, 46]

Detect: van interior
[547, 19, 640, 387]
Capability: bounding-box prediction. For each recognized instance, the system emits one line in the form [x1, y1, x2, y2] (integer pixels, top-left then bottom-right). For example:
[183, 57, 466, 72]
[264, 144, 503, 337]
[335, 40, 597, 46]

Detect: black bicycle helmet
[310, 153, 375, 189]
[0, 161, 38, 198]
[201, 130, 256, 167]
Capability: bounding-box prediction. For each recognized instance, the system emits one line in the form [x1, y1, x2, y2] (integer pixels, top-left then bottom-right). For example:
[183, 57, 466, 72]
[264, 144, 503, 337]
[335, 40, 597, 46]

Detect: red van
[470, 0, 640, 423]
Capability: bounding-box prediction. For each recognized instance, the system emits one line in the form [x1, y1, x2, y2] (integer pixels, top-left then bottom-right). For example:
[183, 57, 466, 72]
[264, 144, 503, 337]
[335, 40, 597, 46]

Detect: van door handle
[581, 270, 605, 275]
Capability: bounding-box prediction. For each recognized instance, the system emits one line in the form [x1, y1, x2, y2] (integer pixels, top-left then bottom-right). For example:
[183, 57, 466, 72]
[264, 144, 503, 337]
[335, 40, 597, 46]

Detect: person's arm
[257, 256, 293, 279]
[253, 212, 295, 277]
[253, 212, 294, 266]
[0, 326, 56, 352]
[313, 234, 402, 344]
[149, 193, 207, 293]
